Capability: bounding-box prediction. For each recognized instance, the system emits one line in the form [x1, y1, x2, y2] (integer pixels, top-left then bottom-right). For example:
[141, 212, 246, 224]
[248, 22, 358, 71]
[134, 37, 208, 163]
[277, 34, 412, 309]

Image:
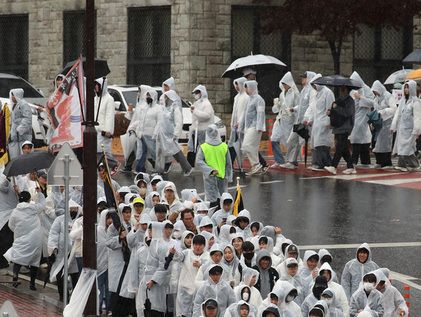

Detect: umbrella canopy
[384, 69, 413, 85]
[312, 75, 362, 90]
[222, 54, 286, 78]
[61, 57, 110, 78]
[3, 151, 55, 177]
[406, 68, 421, 80]
[403, 49, 421, 64]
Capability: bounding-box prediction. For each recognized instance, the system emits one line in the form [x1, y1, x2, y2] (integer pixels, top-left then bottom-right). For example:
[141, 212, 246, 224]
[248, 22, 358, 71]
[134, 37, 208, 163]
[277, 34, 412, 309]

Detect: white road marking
[299, 242, 421, 249]
[301, 172, 407, 180]
[259, 180, 284, 184]
[390, 271, 421, 291]
[365, 178, 421, 185]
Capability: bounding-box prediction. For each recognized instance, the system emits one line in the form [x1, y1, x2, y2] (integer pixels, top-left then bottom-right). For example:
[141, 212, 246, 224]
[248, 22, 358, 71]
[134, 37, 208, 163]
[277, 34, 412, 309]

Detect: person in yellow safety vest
[196, 124, 233, 207]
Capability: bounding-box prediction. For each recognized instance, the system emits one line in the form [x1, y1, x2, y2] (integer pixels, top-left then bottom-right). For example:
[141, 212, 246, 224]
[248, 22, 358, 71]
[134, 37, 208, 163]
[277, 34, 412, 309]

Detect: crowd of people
[0, 68, 419, 317]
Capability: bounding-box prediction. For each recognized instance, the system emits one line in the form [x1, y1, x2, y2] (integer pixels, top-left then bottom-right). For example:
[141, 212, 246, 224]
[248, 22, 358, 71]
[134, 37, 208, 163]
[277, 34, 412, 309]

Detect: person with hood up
[303, 74, 335, 170]
[193, 264, 236, 317]
[299, 250, 320, 282]
[161, 181, 183, 214]
[211, 192, 234, 227]
[321, 288, 345, 317]
[68, 200, 84, 272]
[229, 77, 249, 168]
[261, 305, 281, 317]
[374, 268, 408, 317]
[273, 280, 302, 317]
[127, 87, 160, 173]
[235, 267, 263, 309]
[324, 85, 356, 175]
[276, 257, 307, 305]
[8, 88, 32, 159]
[189, 85, 215, 158]
[349, 71, 375, 167]
[155, 90, 193, 175]
[175, 233, 210, 316]
[223, 244, 242, 287]
[341, 243, 379, 300]
[349, 272, 384, 317]
[197, 124, 233, 205]
[97, 209, 112, 314]
[94, 78, 115, 156]
[270, 72, 299, 168]
[4, 190, 45, 290]
[301, 276, 329, 317]
[234, 209, 252, 239]
[309, 300, 330, 317]
[199, 298, 220, 317]
[391, 80, 421, 171]
[282, 244, 303, 268]
[225, 300, 254, 317]
[160, 77, 182, 110]
[241, 80, 266, 175]
[318, 262, 349, 316]
[283, 71, 317, 169]
[253, 250, 279, 298]
[195, 243, 229, 289]
[370, 81, 397, 168]
[47, 199, 82, 301]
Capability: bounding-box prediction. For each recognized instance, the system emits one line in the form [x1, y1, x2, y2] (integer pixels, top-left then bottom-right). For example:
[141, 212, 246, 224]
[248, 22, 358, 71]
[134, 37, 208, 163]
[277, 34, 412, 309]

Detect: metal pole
[83, 0, 98, 315]
[63, 155, 70, 306]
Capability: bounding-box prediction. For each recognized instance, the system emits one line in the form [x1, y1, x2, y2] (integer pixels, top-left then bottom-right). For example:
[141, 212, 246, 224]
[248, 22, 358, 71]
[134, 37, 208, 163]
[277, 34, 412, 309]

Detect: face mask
[285, 295, 295, 303]
[139, 188, 147, 196]
[242, 292, 250, 301]
[243, 252, 254, 260]
[363, 282, 375, 292]
[194, 93, 201, 100]
[146, 97, 153, 105]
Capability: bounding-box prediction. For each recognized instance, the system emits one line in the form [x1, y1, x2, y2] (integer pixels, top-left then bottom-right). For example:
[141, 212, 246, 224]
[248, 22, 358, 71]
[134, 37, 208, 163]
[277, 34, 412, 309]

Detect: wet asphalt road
[115, 166, 421, 312]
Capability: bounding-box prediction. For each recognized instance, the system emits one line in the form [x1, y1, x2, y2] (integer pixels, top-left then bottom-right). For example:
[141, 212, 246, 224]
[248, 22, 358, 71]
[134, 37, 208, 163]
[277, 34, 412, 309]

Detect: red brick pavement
[0, 285, 62, 317]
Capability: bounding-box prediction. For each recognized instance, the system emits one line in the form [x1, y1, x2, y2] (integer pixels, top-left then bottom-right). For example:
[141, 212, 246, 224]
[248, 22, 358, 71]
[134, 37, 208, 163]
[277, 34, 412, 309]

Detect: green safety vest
[200, 142, 228, 179]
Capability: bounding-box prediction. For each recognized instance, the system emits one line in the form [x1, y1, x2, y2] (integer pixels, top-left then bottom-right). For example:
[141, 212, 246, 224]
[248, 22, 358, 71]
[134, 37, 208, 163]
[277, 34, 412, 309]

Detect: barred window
[63, 10, 96, 65]
[0, 14, 29, 79]
[353, 24, 412, 85]
[127, 6, 171, 86]
[231, 6, 291, 108]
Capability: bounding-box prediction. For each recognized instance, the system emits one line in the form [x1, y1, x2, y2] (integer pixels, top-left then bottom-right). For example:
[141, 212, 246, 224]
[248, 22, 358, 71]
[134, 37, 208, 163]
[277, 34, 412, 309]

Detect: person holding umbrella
[242, 80, 266, 175]
[324, 85, 356, 175]
[303, 75, 335, 170]
[270, 72, 299, 168]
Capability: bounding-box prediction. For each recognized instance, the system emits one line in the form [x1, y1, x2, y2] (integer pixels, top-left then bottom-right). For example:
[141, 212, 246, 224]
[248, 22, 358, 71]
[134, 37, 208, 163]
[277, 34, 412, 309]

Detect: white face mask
[285, 295, 295, 303]
[139, 188, 147, 196]
[242, 292, 250, 301]
[363, 282, 375, 292]
[194, 93, 201, 100]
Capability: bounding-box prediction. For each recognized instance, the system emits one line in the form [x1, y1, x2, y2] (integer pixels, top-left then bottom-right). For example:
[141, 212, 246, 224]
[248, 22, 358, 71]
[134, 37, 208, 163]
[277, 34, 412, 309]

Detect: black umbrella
[293, 124, 310, 167]
[403, 49, 421, 64]
[61, 57, 110, 78]
[312, 75, 362, 90]
[3, 151, 55, 177]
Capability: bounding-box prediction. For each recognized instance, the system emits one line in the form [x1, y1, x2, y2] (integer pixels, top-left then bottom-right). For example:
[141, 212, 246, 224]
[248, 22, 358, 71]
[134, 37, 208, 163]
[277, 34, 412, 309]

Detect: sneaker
[270, 163, 281, 168]
[372, 164, 381, 169]
[311, 166, 325, 171]
[382, 165, 394, 170]
[324, 166, 337, 175]
[163, 163, 172, 174]
[343, 168, 357, 175]
[395, 166, 408, 172]
[262, 165, 270, 173]
[246, 164, 262, 176]
[280, 162, 297, 170]
[407, 166, 421, 172]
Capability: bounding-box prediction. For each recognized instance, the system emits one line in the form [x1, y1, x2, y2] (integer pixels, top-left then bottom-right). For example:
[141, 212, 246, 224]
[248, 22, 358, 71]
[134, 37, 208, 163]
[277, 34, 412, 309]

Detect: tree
[258, 0, 421, 74]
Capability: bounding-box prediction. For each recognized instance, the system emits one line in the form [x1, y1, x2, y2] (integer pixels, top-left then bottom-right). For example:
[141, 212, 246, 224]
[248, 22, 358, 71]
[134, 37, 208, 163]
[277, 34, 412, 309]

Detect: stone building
[0, 0, 418, 123]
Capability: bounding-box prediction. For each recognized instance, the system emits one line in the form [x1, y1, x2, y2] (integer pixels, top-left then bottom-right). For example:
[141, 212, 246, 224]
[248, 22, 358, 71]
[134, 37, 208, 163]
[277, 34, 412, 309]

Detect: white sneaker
[343, 168, 357, 175]
[373, 164, 381, 169]
[311, 166, 325, 171]
[324, 166, 337, 175]
[382, 165, 394, 170]
[395, 166, 408, 172]
[280, 162, 297, 169]
[246, 164, 262, 176]
[270, 163, 281, 168]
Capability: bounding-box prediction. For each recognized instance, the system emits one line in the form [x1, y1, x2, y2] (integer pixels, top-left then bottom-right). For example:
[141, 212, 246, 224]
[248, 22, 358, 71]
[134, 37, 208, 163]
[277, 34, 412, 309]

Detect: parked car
[0, 73, 49, 148]
[108, 85, 226, 143]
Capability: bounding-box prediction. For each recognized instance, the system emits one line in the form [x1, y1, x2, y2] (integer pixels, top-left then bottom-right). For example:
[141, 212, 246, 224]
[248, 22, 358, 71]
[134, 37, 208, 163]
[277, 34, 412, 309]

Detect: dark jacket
[329, 95, 355, 135]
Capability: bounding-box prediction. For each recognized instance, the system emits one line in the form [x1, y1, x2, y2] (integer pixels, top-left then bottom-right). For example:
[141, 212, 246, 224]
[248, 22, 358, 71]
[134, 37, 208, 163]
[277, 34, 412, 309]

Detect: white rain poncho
[161, 181, 183, 213]
[196, 124, 233, 203]
[4, 192, 45, 267]
[193, 264, 237, 317]
[321, 288, 345, 317]
[230, 77, 249, 137]
[243, 81, 266, 131]
[319, 262, 349, 316]
[299, 249, 319, 280]
[191, 85, 215, 132]
[94, 78, 115, 154]
[271, 72, 299, 145]
[160, 77, 182, 110]
[304, 75, 334, 148]
[211, 192, 234, 226]
[8, 88, 32, 159]
[0, 175, 19, 232]
[295, 71, 316, 124]
[391, 80, 421, 156]
[318, 248, 339, 283]
[125, 84, 150, 123]
[195, 243, 229, 289]
[371, 80, 397, 153]
[96, 209, 110, 277]
[154, 90, 183, 168]
[349, 71, 375, 144]
[274, 280, 302, 317]
[341, 243, 379, 299]
[276, 258, 307, 305]
[222, 244, 241, 287]
[349, 272, 384, 317]
[224, 299, 257, 317]
[238, 266, 263, 307]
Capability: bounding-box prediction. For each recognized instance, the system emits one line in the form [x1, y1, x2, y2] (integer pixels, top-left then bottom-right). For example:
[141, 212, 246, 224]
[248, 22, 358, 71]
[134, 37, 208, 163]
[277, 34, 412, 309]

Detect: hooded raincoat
[94, 78, 115, 154]
[211, 192, 234, 226]
[319, 262, 349, 316]
[230, 77, 249, 144]
[349, 272, 384, 317]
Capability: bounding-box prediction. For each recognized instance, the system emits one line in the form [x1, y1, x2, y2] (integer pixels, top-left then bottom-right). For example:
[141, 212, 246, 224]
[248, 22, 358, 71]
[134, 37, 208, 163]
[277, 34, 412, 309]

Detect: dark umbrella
[293, 123, 310, 166]
[312, 75, 362, 90]
[61, 57, 110, 78]
[3, 151, 55, 177]
[403, 49, 421, 64]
